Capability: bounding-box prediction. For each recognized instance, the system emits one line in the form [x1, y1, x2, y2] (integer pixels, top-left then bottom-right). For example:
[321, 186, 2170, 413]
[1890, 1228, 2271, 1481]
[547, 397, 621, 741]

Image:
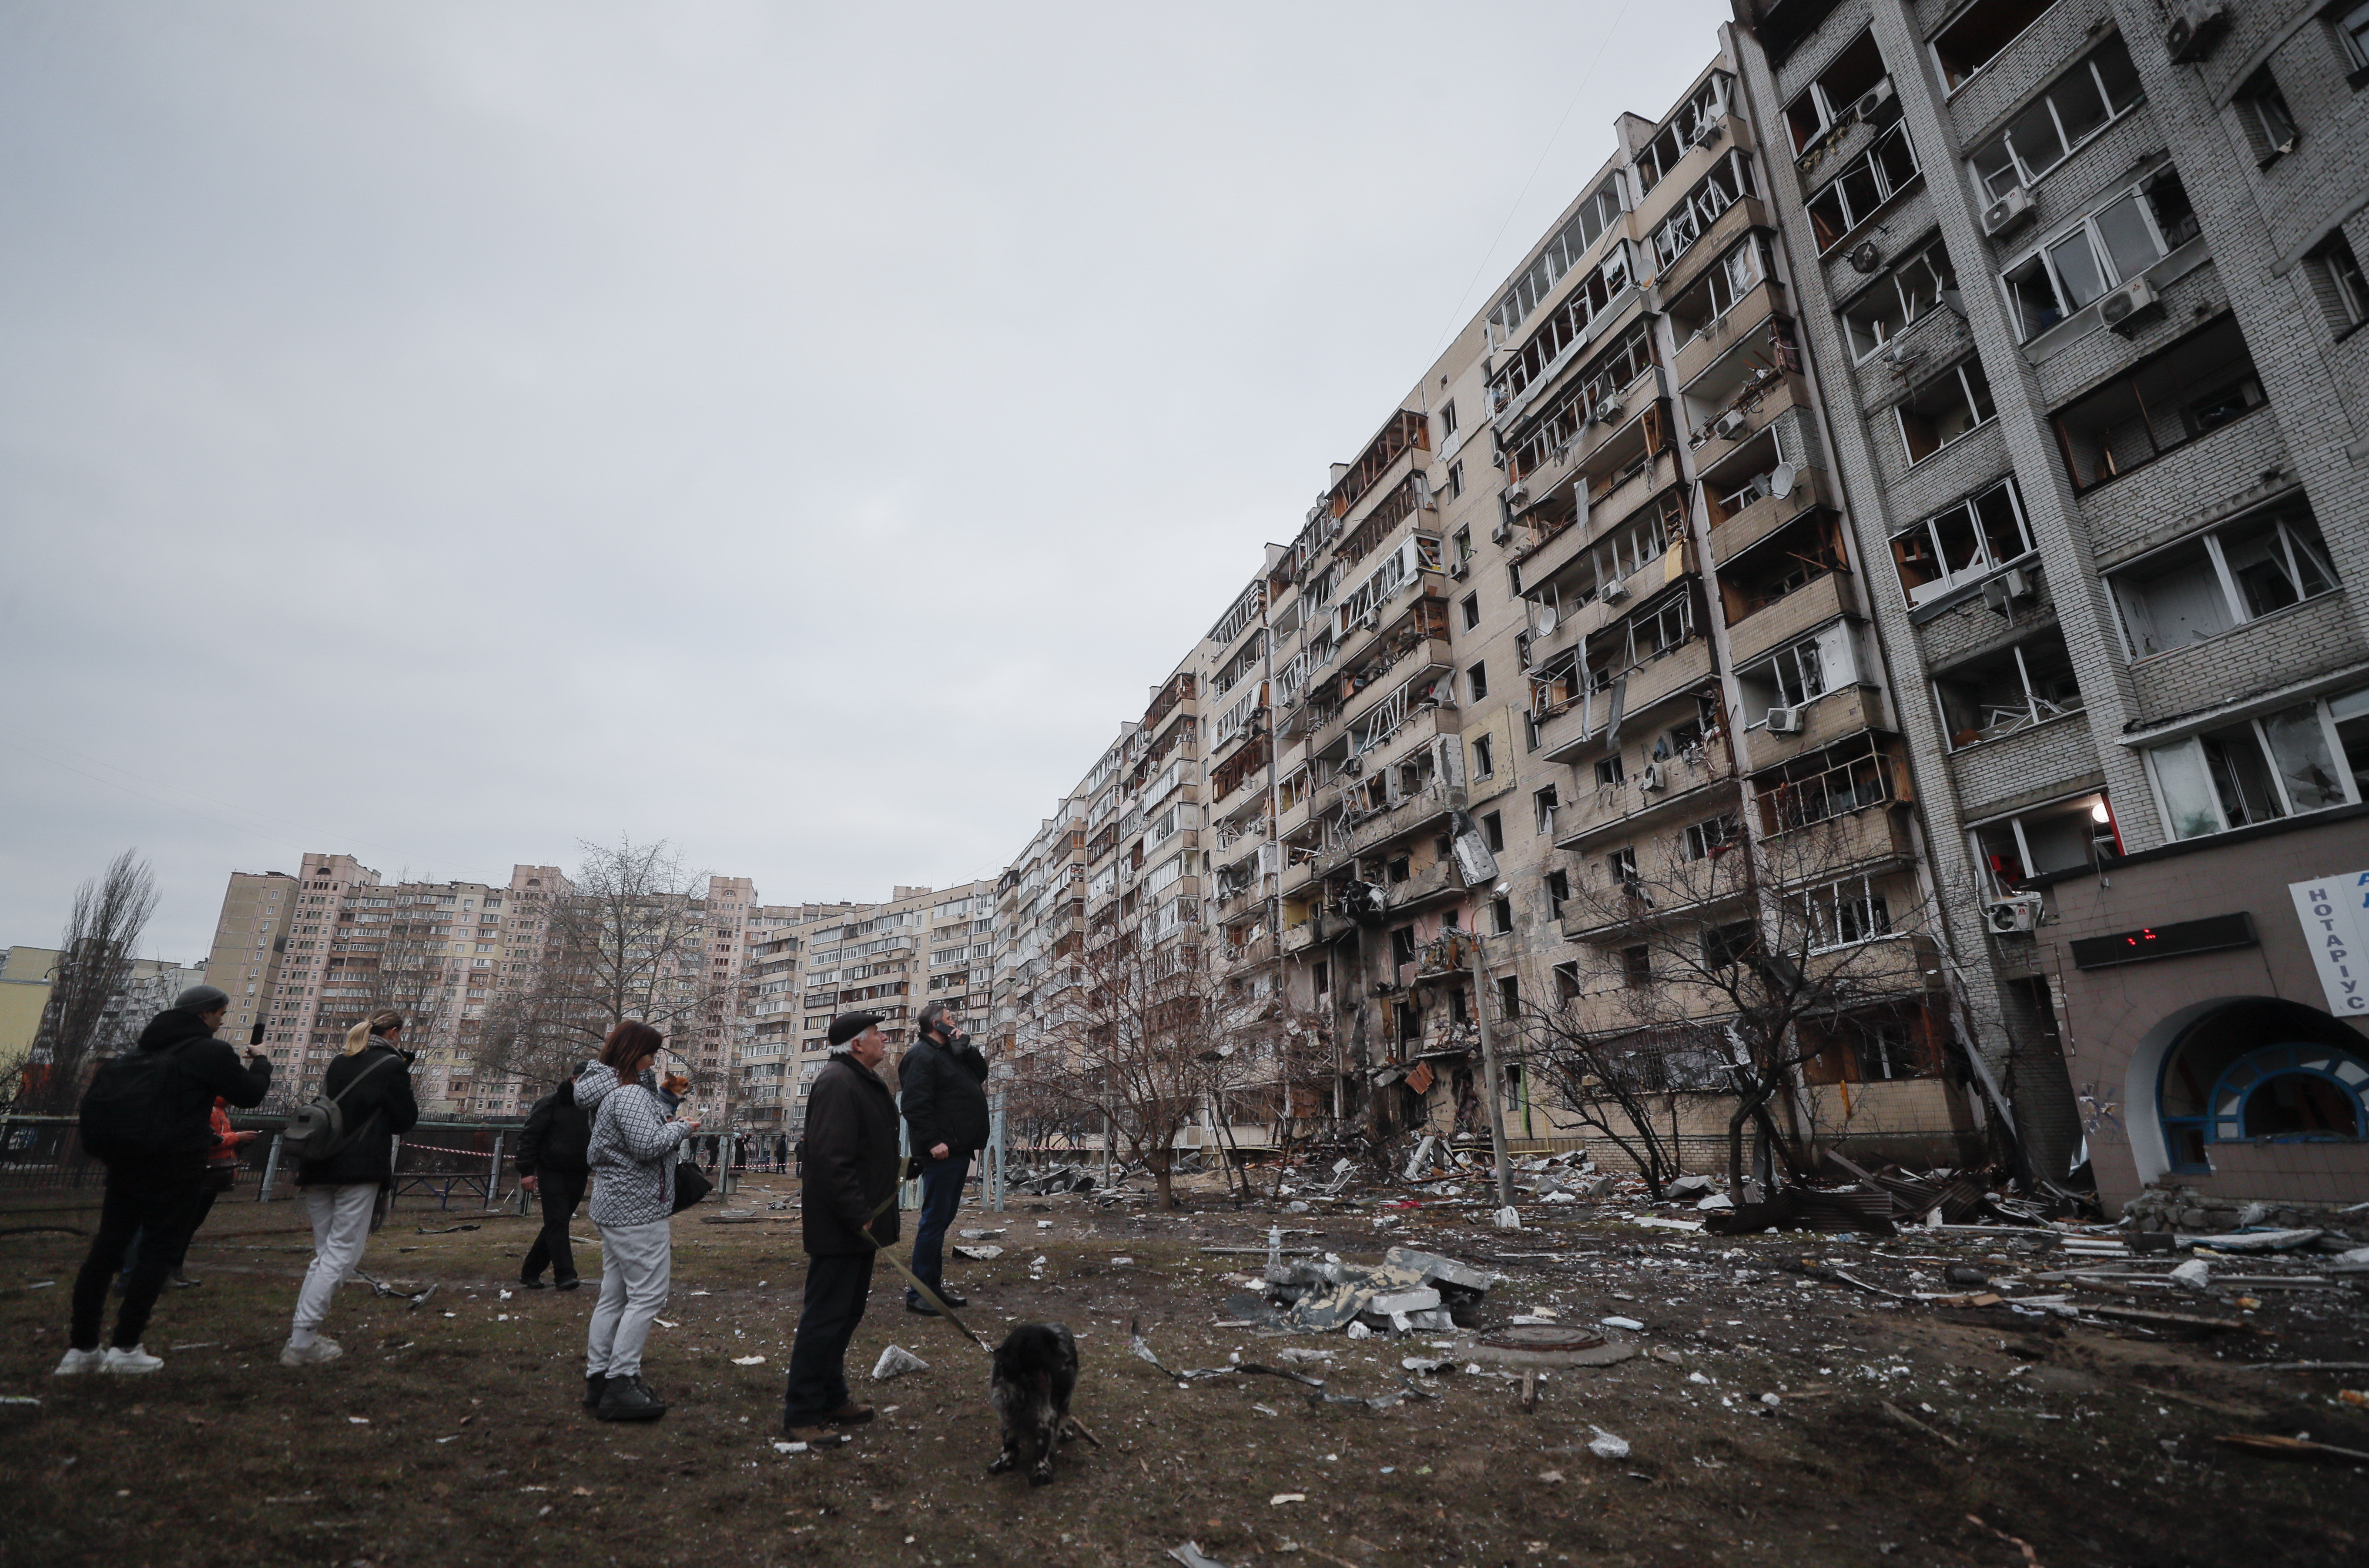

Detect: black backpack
[78, 1043, 204, 1164]
[278, 1051, 399, 1163]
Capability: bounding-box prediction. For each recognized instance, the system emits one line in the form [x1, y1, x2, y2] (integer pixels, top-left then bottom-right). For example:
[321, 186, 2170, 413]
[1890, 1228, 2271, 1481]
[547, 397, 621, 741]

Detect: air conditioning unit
[1985, 894, 2045, 935]
[2165, 4, 2229, 62]
[2101, 276, 2165, 335]
[1590, 395, 1624, 425]
[1980, 186, 2034, 238]
[1713, 408, 1749, 441]
[1600, 580, 1631, 605]
[1448, 560, 1469, 580]
[1491, 520, 1513, 545]
[1764, 705, 1803, 734]
[1504, 484, 1529, 508]
[1855, 78, 1894, 120]
[1981, 567, 2033, 614]
[1639, 763, 1666, 792]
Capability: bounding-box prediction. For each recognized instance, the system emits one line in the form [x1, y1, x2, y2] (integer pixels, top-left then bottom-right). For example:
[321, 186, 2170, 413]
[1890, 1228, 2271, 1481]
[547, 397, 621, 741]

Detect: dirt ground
[3, 1179, 2365, 1568]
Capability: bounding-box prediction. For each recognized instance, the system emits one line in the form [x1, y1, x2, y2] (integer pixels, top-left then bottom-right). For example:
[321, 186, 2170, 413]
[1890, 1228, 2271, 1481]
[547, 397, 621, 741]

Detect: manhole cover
[1476, 1325, 1606, 1353]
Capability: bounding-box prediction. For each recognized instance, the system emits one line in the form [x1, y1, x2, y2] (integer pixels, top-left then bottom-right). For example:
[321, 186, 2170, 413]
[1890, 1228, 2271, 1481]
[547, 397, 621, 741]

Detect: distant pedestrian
[781, 1011, 900, 1438]
[897, 1002, 990, 1315]
[516, 1070, 592, 1291]
[581, 1022, 697, 1422]
[58, 986, 271, 1375]
[161, 1097, 261, 1286]
[281, 1010, 419, 1368]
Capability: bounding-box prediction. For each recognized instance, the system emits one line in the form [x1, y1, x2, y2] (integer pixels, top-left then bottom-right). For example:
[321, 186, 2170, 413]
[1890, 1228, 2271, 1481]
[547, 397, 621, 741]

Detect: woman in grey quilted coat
[579, 1021, 697, 1422]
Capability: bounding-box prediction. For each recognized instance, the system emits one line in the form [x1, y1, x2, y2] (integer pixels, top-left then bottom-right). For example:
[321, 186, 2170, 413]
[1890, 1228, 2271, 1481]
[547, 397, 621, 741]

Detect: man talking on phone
[895, 1002, 990, 1315]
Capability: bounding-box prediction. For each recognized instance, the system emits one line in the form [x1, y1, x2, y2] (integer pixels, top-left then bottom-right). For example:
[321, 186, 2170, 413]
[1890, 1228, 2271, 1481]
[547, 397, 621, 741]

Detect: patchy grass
[1, 1180, 2365, 1567]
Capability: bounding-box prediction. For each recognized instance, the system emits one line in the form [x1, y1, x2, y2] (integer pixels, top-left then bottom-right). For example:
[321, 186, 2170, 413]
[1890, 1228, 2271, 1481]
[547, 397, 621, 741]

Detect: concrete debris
[1587, 1427, 1630, 1460]
[870, 1345, 928, 1381]
[2184, 1228, 2323, 1253]
[1667, 1175, 1716, 1200]
[951, 1245, 1005, 1260]
[2170, 1259, 2212, 1292]
[1169, 1545, 1236, 1568]
[1246, 1245, 1500, 1337]
[1600, 1316, 1645, 1331]
[1494, 1206, 1522, 1230]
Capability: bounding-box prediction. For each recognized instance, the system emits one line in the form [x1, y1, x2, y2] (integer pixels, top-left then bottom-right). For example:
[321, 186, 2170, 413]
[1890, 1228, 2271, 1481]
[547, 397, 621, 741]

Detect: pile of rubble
[1241, 1241, 1503, 1336]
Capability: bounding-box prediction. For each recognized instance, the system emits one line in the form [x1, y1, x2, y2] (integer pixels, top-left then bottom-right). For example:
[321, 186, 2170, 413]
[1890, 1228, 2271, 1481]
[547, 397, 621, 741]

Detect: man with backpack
[59, 985, 271, 1375]
[516, 1068, 592, 1291]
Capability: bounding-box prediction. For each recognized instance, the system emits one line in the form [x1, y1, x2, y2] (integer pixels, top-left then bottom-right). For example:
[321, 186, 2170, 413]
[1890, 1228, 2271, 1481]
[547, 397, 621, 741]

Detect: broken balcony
[1327, 408, 1431, 521]
[1680, 315, 1807, 466]
[1703, 427, 1832, 566]
[1551, 737, 1740, 850]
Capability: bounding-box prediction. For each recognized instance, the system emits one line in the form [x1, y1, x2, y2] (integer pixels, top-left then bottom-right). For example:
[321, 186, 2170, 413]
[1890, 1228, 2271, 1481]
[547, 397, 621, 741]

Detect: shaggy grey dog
[986, 1322, 1079, 1485]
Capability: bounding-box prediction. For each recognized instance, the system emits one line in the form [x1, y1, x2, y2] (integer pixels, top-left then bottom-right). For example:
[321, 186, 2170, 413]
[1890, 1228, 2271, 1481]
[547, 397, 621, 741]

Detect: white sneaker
[99, 1344, 163, 1374]
[279, 1337, 343, 1367]
[52, 1347, 102, 1376]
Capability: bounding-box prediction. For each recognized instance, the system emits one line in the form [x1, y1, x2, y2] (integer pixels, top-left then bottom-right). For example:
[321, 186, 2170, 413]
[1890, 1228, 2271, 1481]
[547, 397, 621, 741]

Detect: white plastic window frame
[1803, 873, 1896, 952]
[1674, 236, 1769, 351]
[1892, 476, 2034, 608]
[1996, 177, 2181, 341]
[1967, 38, 2143, 202]
[2143, 693, 2364, 841]
[2108, 511, 2341, 661]
[1742, 621, 1860, 727]
[1843, 242, 1958, 364]
[1892, 359, 1997, 466]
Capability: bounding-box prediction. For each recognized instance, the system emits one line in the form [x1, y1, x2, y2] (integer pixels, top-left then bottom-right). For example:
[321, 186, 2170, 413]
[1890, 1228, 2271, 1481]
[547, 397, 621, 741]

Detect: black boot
[583, 1373, 606, 1410]
[595, 1374, 667, 1422]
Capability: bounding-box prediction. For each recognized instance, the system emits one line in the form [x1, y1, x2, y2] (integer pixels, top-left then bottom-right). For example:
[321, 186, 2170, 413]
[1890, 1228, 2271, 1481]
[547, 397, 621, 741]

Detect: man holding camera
[896, 1002, 990, 1315]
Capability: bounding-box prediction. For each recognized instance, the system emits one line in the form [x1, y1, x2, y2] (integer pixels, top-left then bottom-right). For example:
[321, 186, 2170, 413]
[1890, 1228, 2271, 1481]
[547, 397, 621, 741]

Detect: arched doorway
[2132, 997, 2369, 1179]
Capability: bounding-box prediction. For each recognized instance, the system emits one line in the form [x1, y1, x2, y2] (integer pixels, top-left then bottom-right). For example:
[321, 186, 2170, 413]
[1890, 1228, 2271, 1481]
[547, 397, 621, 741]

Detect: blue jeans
[906, 1149, 970, 1304]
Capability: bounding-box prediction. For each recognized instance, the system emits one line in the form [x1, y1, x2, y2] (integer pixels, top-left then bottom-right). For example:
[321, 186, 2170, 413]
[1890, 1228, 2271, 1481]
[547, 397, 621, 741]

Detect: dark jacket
[295, 1043, 419, 1188]
[516, 1079, 591, 1176]
[127, 1009, 272, 1166]
[800, 1051, 901, 1257]
[898, 1030, 991, 1156]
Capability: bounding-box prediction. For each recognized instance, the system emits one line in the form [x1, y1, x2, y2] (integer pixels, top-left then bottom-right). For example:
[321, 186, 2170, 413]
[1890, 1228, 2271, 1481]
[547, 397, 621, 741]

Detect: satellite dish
[1768, 462, 1799, 499]
[1849, 241, 1883, 274]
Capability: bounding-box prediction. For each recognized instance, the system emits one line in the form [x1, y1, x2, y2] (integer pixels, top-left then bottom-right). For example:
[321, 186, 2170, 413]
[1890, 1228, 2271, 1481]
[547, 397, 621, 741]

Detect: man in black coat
[516, 1070, 592, 1290]
[58, 986, 271, 1374]
[896, 1002, 990, 1314]
[781, 1010, 900, 1437]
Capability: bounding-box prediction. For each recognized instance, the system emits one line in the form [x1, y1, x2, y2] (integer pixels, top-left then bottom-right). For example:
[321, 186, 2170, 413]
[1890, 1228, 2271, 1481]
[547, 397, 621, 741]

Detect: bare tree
[1542, 801, 1952, 1194]
[24, 850, 157, 1112]
[472, 838, 733, 1102]
[1035, 916, 1227, 1210]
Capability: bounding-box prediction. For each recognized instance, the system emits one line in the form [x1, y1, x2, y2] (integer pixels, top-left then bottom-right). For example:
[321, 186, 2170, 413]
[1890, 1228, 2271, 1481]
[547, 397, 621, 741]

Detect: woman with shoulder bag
[281, 1009, 419, 1368]
[579, 1021, 698, 1422]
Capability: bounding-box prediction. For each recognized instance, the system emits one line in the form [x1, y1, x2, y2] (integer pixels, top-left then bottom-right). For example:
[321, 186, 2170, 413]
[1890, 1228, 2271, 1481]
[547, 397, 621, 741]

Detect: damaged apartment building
[990, 0, 2369, 1217]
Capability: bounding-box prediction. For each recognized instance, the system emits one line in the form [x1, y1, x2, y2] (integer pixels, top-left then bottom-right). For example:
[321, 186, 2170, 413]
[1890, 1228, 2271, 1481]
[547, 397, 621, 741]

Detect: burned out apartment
[988, 1, 2369, 1218]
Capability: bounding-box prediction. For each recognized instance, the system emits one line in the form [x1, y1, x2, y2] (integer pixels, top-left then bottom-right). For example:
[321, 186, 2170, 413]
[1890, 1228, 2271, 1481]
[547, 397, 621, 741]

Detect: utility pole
[1463, 929, 1515, 1209]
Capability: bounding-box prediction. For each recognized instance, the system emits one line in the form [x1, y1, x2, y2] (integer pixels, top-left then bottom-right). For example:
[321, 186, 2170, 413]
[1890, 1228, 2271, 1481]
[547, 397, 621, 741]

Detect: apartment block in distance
[743, 881, 997, 1134]
[1726, 0, 2369, 1212]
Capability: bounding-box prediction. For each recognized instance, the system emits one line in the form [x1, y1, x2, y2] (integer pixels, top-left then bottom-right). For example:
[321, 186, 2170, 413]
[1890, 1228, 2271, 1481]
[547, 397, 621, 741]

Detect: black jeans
[71, 1166, 204, 1351]
[162, 1184, 227, 1271]
[783, 1251, 876, 1424]
[520, 1169, 587, 1284]
[905, 1149, 969, 1304]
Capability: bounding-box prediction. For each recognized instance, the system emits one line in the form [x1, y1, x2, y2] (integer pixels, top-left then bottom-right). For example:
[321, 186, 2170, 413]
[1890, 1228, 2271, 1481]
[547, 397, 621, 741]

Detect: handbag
[670, 1158, 713, 1214]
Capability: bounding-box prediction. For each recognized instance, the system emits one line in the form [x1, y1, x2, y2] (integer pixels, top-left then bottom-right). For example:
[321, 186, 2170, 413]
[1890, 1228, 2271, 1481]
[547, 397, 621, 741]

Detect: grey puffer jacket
[581, 1059, 688, 1228]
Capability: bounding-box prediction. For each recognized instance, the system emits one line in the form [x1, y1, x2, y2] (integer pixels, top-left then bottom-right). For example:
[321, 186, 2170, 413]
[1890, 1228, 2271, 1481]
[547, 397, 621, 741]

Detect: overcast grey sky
[1, 0, 1729, 959]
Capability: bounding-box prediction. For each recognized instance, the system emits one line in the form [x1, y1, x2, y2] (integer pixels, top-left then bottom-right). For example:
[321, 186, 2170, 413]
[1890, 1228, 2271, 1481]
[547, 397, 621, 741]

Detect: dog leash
[851, 1190, 992, 1354]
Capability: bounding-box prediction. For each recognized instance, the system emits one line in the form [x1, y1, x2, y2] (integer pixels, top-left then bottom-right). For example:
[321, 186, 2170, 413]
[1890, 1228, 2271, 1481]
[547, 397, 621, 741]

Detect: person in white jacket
[579, 1021, 697, 1422]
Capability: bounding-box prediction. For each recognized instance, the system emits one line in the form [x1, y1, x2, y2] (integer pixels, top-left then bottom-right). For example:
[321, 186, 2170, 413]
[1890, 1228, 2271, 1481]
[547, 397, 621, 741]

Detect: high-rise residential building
[1724, 0, 2369, 1210]
[194, 856, 995, 1130]
[755, 880, 998, 1134]
[989, 9, 2369, 1215]
[198, 870, 301, 1036]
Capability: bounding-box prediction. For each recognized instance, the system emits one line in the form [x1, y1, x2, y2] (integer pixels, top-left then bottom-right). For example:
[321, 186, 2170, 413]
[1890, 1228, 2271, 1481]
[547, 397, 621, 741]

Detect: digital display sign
[2068, 912, 2257, 970]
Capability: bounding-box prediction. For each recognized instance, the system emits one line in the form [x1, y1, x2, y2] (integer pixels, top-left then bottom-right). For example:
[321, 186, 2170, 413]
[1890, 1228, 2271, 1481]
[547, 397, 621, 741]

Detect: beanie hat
[826, 1010, 885, 1047]
[174, 984, 231, 1014]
